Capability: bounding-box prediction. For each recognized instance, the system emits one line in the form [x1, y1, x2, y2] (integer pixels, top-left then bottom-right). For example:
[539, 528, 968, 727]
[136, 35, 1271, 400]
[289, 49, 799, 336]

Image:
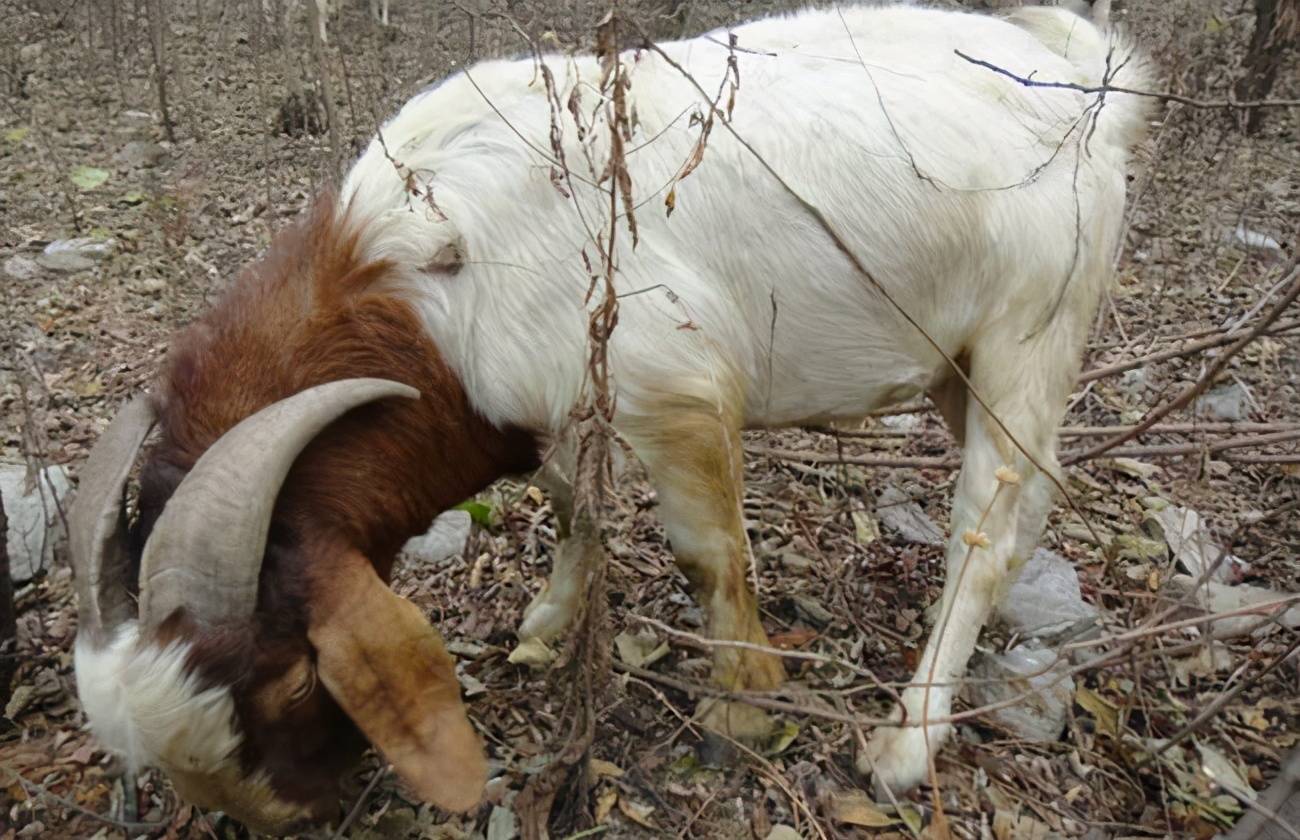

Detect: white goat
[341, 3, 1151, 792]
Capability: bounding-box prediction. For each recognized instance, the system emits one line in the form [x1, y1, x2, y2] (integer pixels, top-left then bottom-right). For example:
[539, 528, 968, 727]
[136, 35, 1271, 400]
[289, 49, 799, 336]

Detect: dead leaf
[589, 758, 624, 779]
[614, 630, 670, 668]
[1075, 687, 1119, 737]
[766, 720, 800, 756]
[769, 627, 817, 649]
[617, 796, 656, 829]
[1198, 744, 1255, 801]
[830, 790, 897, 828]
[595, 787, 618, 824]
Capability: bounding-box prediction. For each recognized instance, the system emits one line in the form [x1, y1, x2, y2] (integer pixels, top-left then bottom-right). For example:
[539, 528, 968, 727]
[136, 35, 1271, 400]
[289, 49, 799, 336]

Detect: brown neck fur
[139, 196, 538, 578]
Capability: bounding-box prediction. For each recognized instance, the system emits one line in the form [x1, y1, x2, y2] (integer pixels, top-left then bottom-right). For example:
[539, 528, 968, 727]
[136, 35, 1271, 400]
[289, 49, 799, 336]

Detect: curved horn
[69, 396, 157, 646]
[139, 378, 419, 628]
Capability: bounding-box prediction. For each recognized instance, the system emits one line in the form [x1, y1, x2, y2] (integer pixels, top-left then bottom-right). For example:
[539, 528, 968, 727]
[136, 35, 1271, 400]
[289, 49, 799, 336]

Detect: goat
[70, 4, 1152, 833]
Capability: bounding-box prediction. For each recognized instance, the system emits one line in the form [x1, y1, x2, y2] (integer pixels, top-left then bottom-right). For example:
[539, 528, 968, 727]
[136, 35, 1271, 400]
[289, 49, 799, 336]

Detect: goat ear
[307, 553, 487, 812]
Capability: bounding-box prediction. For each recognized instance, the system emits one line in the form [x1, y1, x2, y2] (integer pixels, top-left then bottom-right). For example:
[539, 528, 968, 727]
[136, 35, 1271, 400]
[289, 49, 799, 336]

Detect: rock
[486, 806, 518, 840]
[875, 484, 944, 546]
[136, 278, 167, 297]
[1118, 367, 1148, 396]
[879, 412, 922, 433]
[964, 644, 1073, 742]
[36, 237, 115, 273]
[1146, 505, 1248, 582]
[3, 255, 39, 281]
[401, 510, 471, 565]
[1194, 382, 1250, 422]
[115, 140, 166, 168]
[998, 548, 1098, 637]
[1167, 574, 1300, 639]
[1233, 224, 1283, 255]
[766, 827, 803, 840]
[18, 43, 42, 63]
[1, 464, 72, 583]
[779, 549, 813, 573]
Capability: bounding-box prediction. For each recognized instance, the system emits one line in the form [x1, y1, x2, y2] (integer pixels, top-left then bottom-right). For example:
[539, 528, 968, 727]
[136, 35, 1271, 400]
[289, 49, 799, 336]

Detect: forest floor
[1, 1, 1298, 838]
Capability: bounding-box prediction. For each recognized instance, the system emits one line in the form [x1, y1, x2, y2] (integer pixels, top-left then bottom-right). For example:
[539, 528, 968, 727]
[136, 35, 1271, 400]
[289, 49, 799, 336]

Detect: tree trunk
[1236, 0, 1299, 134]
[146, 0, 176, 141]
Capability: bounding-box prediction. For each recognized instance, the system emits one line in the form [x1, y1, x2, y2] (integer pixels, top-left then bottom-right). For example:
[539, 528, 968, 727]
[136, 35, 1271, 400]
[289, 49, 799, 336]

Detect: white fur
[342, 4, 1149, 434]
[75, 624, 241, 774]
[338, 4, 1152, 792]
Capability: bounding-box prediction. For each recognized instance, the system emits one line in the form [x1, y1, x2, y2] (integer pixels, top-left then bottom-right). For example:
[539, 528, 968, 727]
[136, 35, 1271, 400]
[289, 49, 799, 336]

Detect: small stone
[964, 644, 1073, 742]
[1194, 382, 1250, 422]
[3, 255, 39, 280]
[779, 550, 813, 573]
[998, 548, 1098, 637]
[766, 827, 802, 840]
[2, 464, 73, 582]
[18, 43, 42, 63]
[875, 484, 944, 547]
[37, 237, 115, 272]
[115, 140, 166, 168]
[402, 510, 471, 565]
[486, 806, 518, 840]
[137, 277, 167, 297]
[1167, 574, 1300, 639]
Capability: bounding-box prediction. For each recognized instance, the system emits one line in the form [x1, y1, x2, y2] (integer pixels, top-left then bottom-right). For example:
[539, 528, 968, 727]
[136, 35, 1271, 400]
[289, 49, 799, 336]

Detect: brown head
[70, 202, 536, 833]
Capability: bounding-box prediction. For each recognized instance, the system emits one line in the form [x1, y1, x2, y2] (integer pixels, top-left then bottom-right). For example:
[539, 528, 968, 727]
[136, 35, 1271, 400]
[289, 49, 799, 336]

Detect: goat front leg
[623, 390, 786, 740]
[861, 351, 1065, 794]
[511, 460, 603, 666]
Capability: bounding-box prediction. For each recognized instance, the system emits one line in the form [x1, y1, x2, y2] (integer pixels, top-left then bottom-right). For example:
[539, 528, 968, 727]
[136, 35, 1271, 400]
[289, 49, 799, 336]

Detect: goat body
[73, 4, 1152, 831]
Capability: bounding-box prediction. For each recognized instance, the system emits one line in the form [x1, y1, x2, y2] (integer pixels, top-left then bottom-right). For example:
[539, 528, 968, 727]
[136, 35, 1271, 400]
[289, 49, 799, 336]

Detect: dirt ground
[1, 0, 1298, 838]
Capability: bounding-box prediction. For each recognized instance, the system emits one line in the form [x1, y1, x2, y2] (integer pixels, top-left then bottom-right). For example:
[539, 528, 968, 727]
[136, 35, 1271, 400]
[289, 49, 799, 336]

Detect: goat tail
[1005, 4, 1158, 153]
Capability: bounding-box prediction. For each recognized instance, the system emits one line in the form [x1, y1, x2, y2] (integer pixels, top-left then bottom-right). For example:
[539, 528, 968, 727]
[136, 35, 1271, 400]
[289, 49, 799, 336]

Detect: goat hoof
[856, 722, 951, 797]
[507, 637, 556, 668]
[517, 592, 574, 644]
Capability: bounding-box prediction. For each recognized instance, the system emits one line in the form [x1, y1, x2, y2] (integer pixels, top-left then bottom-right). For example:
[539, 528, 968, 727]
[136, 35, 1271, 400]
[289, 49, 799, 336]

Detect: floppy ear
[307, 552, 487, 812]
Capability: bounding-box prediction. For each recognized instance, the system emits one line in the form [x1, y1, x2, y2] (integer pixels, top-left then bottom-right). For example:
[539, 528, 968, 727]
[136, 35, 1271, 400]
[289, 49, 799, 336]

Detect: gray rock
[401, 510, 471, 565]
[1233, 224, 1283, 255]
[964, 644, 1073, 742]
[1167, 574, 1300, 639]
[37, 237, 115, 273]
[486, 806, 518, 840]
[1, 464, 72, 582]
[115, 140, 166, 168]
[875, 484, 944, 546]
[999, 548, 1098, 637]
[3, 255, 39, 281]
[1194, 383, 1250, 423]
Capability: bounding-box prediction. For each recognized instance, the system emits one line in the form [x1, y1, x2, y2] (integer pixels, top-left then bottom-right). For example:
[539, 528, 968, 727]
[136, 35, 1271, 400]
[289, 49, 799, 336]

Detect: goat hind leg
[860, 347, 1066, 794]
[623, 393, 785, 740]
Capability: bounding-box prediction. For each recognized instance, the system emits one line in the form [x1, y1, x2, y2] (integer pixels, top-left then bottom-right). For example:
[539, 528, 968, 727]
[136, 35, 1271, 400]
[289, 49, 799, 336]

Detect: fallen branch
[955, 49, 1300, 110]
[752, 428, 1300, 471]
[1068, 251, 1300, 466]
[1079, 316, 1300, 384]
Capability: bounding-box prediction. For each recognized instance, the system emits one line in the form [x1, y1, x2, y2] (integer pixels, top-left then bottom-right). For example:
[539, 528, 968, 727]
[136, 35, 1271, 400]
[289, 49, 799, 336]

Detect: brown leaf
[830, 790, 897, 828]
[617, 796, 656, 829]
[769, 627, 818, 649]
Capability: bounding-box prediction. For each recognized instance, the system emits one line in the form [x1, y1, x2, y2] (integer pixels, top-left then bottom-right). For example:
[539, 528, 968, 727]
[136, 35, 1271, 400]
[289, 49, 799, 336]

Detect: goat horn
[69, 396, 157, 646]
[139, 378, 419, 628]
